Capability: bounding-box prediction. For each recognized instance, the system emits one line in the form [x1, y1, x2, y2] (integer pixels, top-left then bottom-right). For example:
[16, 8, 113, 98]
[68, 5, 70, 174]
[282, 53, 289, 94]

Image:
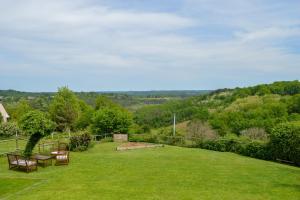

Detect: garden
[0, 82, 300, 199]
[1, 142, 300, 200]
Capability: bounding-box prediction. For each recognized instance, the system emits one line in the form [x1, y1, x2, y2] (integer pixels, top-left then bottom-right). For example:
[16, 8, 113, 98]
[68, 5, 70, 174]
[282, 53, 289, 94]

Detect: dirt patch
[116, 142, 164, 151]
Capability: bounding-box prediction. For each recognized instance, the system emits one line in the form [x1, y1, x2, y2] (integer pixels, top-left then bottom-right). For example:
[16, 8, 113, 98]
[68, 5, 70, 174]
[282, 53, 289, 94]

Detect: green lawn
[0, 139, 27, 155]
[0, 143, 299, 200]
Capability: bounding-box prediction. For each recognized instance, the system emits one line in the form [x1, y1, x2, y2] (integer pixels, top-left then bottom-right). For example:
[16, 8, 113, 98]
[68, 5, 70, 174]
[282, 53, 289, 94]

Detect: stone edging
[116, 144, 164, 151]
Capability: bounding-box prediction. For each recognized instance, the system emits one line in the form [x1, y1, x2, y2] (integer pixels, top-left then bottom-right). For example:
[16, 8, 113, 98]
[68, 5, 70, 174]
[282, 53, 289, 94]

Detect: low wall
[113, 134, 128, 142]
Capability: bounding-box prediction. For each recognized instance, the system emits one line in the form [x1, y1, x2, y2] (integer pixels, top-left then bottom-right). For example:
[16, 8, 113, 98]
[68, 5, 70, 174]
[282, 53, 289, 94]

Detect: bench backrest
[7, 153, 18, 164]
[58, 142, 68, 151]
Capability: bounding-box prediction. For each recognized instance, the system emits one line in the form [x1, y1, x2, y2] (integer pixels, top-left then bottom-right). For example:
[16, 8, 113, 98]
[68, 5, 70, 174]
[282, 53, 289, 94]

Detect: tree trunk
[24, 133, 43, 157]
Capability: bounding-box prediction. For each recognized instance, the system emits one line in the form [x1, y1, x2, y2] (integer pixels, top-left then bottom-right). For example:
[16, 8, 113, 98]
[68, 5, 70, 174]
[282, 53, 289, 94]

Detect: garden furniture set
[7, 142, 70, 173]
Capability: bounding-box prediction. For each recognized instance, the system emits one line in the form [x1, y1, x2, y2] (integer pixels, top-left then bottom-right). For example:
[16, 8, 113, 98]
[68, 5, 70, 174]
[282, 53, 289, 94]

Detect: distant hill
[0, 89, 211, 98]
[0, 89, 212, 109]
[96, 90, 212, 98]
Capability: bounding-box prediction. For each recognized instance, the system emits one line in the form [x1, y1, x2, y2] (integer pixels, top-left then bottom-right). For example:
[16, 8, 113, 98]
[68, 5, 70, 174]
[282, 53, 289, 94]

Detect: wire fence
[0, 132, 114, 156]
[0, 137, 28, 156]
[92, 133, 113, 141]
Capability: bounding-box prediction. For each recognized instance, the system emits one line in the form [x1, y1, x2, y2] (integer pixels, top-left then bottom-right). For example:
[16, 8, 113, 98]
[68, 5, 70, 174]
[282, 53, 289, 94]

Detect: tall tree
[49, 87, 80, 132]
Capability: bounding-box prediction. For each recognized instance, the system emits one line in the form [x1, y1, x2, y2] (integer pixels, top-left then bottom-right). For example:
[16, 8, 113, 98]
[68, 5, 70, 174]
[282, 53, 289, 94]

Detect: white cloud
[0, 0, 299, 90]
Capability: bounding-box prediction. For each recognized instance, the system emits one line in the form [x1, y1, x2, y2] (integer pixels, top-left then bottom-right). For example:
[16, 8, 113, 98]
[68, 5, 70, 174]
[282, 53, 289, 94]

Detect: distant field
[0, 143, 299, 200]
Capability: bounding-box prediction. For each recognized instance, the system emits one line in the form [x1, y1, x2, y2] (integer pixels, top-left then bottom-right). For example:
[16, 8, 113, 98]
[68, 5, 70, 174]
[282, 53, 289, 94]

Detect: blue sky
[0, 0, 299, 92]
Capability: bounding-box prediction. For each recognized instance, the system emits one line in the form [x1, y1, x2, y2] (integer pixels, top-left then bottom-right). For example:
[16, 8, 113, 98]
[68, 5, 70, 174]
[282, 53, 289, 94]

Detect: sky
[0, 0, 299, 92]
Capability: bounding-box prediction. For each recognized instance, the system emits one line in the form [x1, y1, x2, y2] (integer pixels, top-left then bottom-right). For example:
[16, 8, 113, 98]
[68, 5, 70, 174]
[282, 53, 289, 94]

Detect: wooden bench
[7, 153, 38, 173]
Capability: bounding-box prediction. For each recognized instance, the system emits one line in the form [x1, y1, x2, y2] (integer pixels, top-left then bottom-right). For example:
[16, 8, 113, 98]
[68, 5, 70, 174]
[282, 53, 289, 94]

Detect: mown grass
[0, 142, 299, 200]
[0, 139, 27, 155]
[0, 177, 41, 198]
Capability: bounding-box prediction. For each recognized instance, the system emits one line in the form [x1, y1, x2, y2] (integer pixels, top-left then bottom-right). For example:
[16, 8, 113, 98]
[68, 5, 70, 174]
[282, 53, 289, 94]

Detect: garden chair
[55, 151, 70, 165]
[7, 153, 38, 173]
[58, 142, 68, 151]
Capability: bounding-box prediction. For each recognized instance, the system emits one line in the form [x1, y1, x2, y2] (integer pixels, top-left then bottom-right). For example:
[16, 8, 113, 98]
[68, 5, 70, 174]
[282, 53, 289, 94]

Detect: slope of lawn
[0, 142, 299, 200]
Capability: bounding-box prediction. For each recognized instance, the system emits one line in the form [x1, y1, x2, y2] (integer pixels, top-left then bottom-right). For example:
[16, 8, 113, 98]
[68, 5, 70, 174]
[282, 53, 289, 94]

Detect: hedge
[269, 122, 300, 165]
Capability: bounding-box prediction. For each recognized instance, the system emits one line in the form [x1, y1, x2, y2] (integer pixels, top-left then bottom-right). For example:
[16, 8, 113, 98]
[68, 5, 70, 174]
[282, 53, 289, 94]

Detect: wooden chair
[58, 142, 68, 151]
[55, 151, 70, 166]
[7, 153, 38, 173]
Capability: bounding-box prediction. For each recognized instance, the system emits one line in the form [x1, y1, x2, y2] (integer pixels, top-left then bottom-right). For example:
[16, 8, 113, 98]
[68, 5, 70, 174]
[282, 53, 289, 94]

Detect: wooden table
[34, 155, 53, 167]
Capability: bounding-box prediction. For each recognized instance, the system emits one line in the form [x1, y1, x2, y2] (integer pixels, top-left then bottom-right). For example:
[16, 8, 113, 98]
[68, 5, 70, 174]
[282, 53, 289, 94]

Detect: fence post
[15, 130, 19, 151]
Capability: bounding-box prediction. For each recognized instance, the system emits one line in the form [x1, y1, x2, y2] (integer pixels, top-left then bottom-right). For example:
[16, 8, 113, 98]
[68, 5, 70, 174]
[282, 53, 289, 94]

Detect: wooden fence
[0, 132, 113, 156]
[0, 137, 28, 156]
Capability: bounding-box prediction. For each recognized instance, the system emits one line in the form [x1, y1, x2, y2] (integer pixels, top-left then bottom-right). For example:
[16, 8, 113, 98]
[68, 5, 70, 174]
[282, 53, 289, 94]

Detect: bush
[0, 122, 22, 138]
[129, 133, 158, 143]
[197, 135, 271, 160]
[240, 127, 268, 141]
[269, 122, 300, 165]
[198, 140, 227, 152]
[187, 120, 218, 141]
[239, 141, 271, 160]
[164, 136, 184, 146]
[69, 132, 92, 151]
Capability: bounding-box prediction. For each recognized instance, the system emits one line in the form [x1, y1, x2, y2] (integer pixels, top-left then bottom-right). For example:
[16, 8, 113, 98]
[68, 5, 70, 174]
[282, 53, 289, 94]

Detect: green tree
[193, 107, 209, 121]
[256, 85, 271, 96]
[7, 99, 32, 122]
[91, 107, 132, 135]
[49, 87, 80, 131]
[20, 111, 55, 156]
[288, 94, 300, 114]
[95, 95, 120, 110]
[75, 100, 94, 130]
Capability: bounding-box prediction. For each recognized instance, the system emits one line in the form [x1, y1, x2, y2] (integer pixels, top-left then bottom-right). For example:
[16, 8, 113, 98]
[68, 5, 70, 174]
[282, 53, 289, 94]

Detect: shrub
[197, 135, 271, 160]
[269, 122, 300, 165]
[0, 122, 22, 138]
[240, 127, 268, 141]
[129, 133, 158, 143]
[198, 139, 227, 152]
[288, 113, 300, 122]
[165, 136, 184, 146]
[239, 141, 271, 160]
[69, 132, 92, 151]
[187, 120, 218, 141]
